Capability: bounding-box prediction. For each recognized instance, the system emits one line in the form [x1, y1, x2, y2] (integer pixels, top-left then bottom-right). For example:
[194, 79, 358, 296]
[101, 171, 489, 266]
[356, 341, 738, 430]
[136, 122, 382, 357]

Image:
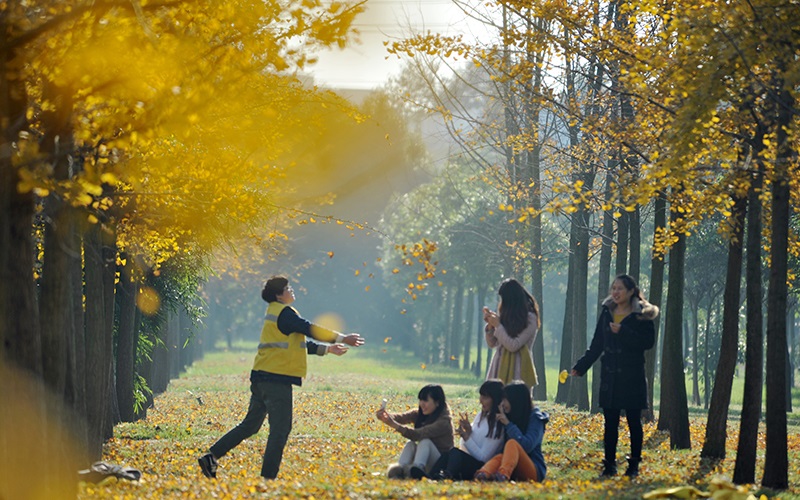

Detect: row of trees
[0, 1, 368, 497]
[378, 0, 797, 490]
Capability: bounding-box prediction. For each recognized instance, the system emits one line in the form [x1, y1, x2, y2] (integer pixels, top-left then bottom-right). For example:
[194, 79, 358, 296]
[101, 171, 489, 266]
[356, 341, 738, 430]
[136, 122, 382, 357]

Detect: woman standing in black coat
[571, 274, 658, 478]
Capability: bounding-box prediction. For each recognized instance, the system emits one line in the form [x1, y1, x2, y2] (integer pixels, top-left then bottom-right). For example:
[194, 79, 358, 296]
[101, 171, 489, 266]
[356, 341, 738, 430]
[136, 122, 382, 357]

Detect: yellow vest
[252, 302, 308, 377]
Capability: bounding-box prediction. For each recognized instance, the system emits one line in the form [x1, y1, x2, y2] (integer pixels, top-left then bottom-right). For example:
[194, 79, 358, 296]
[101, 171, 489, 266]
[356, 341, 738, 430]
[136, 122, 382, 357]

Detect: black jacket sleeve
[572, 307, 608, 375]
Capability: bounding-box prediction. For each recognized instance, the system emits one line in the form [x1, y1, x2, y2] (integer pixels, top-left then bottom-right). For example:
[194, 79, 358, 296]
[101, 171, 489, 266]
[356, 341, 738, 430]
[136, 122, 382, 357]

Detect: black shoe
[600, 459, 617, 478]
[199, 453, 218, 478]
[409, 465, 426, 479]
[624, 456, 640, 477]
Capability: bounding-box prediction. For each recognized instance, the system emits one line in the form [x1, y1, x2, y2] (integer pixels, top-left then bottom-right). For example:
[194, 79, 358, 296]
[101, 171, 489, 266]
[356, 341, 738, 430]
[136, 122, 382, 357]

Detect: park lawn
[78, 344, 800, 499]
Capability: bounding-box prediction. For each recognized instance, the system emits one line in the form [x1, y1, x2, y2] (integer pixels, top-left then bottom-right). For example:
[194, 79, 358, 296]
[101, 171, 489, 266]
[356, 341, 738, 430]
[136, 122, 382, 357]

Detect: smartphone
[380, 399, 387, 411]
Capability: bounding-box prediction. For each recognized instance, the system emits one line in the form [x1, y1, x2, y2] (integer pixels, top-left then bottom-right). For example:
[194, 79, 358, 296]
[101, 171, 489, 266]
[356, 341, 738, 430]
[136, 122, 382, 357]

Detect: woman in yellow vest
[199, 276, 365, 479]
[483, 278, 540, 391]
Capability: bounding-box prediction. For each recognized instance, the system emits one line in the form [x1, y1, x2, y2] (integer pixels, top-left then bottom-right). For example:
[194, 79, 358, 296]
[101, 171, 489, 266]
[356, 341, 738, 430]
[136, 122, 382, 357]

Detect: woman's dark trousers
[602, 408, 643, 473]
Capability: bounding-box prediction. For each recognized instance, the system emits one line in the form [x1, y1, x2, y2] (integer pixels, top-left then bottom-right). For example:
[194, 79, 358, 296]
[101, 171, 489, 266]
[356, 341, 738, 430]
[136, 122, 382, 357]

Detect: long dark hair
[414, 384, 447, 428]
[613, 274, 645, 303]
[498, 278, 541, 337]
[480, 379, 505, 439]
[503, 381, 532, 434]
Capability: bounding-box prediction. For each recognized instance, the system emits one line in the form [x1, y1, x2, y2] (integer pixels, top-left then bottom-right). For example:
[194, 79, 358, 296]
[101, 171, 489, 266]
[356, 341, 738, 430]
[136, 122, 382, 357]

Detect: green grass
[79, 342, 800, 499]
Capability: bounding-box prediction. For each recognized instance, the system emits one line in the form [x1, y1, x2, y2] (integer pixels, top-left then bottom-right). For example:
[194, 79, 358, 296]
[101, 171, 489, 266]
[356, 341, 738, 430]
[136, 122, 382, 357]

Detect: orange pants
[477, 439, 539, 481]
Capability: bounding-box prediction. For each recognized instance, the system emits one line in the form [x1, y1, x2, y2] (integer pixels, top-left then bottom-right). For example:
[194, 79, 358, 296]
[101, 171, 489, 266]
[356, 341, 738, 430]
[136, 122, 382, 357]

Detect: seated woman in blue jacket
[474, 381, 548, 482]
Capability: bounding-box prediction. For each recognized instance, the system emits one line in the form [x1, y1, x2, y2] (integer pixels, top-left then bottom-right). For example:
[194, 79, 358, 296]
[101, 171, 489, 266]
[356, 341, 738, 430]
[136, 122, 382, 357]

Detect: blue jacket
[504, 407, 549, 481]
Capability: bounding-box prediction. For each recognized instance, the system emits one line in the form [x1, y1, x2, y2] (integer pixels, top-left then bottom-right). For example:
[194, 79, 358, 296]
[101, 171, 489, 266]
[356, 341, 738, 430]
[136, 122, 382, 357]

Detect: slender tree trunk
[476, 286, 486, 377]
[700, 191, 745, 458]
[556, 216, 577, 405]
[646, 193, 666, 422]
[442, 285, 454, 364]
[568, 201, 591, 410]
[761, 84, 792, 490]
[525, 14, 546, 401]
[463, 288, 474, 372]
[691, 300, 701, 406]
[103, 226, 118, 438]
[84, 223, 112, 459]
[592, 171, 614, 414]
[38, 81, 74, 399]
[65, 215, 87, 445]
[702, 295, 714, 409]
[168, 309, 182, 380]
[658, 194, 691, 449]
[629, 206, 641, 281]
[116, 256, 139, 422]
[615, 210, 629, 275]
[452, 279, 464, 368]
[733, 157, 764, 484]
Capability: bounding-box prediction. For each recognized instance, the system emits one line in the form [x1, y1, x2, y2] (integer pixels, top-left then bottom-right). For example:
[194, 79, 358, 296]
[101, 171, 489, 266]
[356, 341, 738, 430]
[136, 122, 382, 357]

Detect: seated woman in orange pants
[474, 381, 548, 482]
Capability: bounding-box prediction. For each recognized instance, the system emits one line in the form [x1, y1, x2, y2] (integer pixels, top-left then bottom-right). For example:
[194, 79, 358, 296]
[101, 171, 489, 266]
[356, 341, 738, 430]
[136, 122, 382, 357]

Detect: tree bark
[116, 256, 139, 422]
[690, 300, 701, 406]
[452, 279, 464, 368]
[761, 83, 792, 490]
[38, 81, 74, 398]
[645, 192, 666, 422]
[555, 216, 577, 405]
[462, 287, 474, 372]
[701, 192, 746, 458]
[733, 155, 764, 484]
[0, 39, 40, 376]
[658, 194, 691, 449]
[476, 286, 486, 377]
[84, 223, 112, 459]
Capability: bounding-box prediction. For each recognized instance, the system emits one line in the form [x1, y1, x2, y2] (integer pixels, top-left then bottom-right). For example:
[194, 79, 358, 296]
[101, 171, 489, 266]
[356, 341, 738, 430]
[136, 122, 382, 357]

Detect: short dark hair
[262, 276, 289, 303]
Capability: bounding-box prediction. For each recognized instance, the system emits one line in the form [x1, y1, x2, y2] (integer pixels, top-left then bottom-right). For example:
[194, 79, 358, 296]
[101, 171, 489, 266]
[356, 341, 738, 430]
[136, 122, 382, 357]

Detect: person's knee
[418, 439, 435, 450]
[505, 439, 523, 451]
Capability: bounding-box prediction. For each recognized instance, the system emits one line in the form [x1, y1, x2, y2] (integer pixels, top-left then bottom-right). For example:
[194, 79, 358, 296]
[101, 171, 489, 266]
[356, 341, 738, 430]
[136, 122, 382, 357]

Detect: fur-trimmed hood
[601, 296, 659, 320]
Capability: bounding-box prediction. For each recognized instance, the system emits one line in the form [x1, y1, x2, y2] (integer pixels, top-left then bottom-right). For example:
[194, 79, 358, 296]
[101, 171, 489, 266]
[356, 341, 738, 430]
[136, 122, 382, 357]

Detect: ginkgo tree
[0, 0, 367, 490]
[387, 0, 798, 488]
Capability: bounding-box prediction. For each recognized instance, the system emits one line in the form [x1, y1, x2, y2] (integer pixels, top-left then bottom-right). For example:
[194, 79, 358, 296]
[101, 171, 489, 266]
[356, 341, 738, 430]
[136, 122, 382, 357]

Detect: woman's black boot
[624, 456, 640, 477]
[600, 459, 617, 477]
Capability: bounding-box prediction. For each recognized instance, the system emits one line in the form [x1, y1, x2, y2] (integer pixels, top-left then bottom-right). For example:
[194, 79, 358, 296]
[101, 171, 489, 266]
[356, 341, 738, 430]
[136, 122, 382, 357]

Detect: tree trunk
[592, 171, 614, 414]
[645, 192, 666, 422]
[567, 201, 591, 411]
[555, 217, 577, 405]
[761, 83, 791, 490]
[452, 279, 464, 368]
[701, 193, 745, 458]
[629, 205, 641, 281]
[64, 215, 87, 446]
[84, 223, 112, 459]
[103, 226, 118, 439]
[658, 196, 691, 449]
[38, 81, 74, 399]
[615, 210, 629, 274]
[691, 300, 701, 406]
[476, 286, 486, 377]
[441, 284, 454, 365]
[116, 256, 139, 422]
[0, 34, 41, 376]
[462, 288, 474, 372]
